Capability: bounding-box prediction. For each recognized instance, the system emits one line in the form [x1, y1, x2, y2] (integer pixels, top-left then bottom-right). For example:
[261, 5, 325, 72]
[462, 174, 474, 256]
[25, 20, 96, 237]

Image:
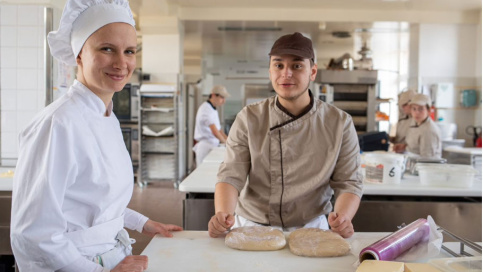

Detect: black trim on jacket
[270, 90, 314, 131]
[207, 100, 216, 110]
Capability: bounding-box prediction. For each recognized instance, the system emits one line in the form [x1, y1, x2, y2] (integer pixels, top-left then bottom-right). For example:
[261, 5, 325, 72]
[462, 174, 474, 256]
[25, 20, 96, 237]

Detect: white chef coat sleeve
[11, 117, 86, 271]
[123, 208, 149, 233]
[200, 110, 214, 127]
[57, 257, 108, 272]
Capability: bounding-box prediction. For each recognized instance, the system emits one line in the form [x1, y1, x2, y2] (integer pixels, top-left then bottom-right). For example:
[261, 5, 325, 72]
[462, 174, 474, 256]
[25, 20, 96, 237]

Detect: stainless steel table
[178, 149, 482, 241]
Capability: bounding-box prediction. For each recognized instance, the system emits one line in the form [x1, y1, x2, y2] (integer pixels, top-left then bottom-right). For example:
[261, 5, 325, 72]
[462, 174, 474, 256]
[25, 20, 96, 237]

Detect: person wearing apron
[10, 1, 182, 271]
[193, 86, 230, 166]
[392, 89, 416, 152]
[208, 32, 363, 239]
[397, 94, 442, 158]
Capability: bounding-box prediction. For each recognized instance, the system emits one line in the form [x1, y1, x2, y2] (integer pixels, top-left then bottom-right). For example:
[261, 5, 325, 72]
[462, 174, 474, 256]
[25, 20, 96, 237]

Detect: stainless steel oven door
[120, 124, 139, 166]
[130, 84, 140, 121]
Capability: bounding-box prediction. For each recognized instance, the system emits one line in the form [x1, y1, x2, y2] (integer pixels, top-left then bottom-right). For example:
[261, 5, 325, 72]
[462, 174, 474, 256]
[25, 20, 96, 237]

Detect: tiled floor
[127, 182, 186, 255]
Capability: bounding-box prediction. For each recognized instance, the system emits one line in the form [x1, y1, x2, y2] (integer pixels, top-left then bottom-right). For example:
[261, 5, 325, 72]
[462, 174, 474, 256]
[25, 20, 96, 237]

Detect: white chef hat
[409, 93, 432, 107]
[398, 89, 416, 106]
[47, 0, 135, 66]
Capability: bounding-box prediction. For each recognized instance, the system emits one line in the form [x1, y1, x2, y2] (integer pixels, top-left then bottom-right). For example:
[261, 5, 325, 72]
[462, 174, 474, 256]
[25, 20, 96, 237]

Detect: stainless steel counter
[179, 148, 482, 242]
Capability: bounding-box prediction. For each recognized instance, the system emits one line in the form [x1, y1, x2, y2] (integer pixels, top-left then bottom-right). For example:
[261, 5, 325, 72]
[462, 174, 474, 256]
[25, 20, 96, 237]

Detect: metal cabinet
[0, 191, 12, 255]
[316, 70, 378, 134]
[138, 87, 179, 188]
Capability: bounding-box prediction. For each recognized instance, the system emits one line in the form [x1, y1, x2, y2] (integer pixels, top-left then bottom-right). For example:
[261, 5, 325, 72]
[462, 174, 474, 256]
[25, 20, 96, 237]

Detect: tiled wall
[0, 4, 47, 165]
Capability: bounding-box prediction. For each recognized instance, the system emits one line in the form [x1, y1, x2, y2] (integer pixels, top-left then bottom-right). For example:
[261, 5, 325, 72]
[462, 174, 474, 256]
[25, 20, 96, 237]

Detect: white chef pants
[193, 140, 217, 167]
[233, 214, 329, 232]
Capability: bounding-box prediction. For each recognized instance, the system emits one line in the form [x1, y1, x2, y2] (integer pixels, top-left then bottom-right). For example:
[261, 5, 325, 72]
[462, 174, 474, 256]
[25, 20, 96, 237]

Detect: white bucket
[364, 153, 406, 184]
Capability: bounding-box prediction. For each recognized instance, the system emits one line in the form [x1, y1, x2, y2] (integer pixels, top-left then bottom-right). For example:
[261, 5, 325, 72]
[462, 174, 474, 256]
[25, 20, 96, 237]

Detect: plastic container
[429, 256, 482, 272]
[442, 139, 465, 149]
[416, 163, 478, 188]
[364, 152, 406, 184]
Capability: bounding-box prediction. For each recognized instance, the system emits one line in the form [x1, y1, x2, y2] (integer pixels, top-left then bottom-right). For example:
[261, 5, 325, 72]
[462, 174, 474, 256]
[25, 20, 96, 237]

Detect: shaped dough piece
[225, 226, 286, 251]
[288, 228, 350, 257]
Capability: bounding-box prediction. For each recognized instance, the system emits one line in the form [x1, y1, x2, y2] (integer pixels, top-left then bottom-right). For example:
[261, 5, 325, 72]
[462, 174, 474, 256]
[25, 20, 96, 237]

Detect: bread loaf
[288, 228, 350, 257]
[225, 226, 286, 251]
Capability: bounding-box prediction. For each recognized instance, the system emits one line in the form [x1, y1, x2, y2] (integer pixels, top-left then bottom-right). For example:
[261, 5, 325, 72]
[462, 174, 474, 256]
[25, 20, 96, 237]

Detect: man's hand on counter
[208, 212, 235, 238]
[328, 212, 354, 238]
[142, 219, 183, 238]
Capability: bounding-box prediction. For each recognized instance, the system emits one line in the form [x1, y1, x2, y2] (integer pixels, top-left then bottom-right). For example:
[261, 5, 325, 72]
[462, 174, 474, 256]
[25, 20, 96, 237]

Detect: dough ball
[288, 228, 350, 257]
[225, 226, 286, 251]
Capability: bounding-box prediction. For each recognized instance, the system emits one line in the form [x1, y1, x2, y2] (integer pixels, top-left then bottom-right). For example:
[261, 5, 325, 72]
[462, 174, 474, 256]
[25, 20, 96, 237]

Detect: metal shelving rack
[138, 86, 179, 188]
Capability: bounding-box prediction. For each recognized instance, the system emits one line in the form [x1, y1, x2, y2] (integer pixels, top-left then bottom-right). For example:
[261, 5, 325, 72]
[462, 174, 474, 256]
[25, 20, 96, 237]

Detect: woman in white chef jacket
[10, 0, 182, 271]
[193, 85, 230, 166]
[393, 93, 442, 158]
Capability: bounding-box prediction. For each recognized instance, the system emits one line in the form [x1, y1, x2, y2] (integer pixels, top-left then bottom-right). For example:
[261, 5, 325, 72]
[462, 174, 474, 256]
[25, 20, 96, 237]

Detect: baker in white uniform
[394, 93, 442, 158]
[10, 1, 182, 271]
[193, 85, 230, 166]
[392, 89, 416, 150]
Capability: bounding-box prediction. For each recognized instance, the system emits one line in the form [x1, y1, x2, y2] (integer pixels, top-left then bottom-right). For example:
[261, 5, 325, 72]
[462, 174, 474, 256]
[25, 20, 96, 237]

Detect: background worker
[208, 32, 363, 239]
[394, 93, 442, 158]
[193, 85, 230, 166]
[392, 89, 416, 152]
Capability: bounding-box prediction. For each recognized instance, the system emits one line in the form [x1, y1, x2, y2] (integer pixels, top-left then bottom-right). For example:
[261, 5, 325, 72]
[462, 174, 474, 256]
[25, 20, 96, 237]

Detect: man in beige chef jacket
[208, 32, 363, 239]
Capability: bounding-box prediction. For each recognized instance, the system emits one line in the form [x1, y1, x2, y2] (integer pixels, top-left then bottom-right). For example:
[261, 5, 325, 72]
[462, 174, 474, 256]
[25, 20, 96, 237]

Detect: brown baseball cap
[269, 32, 314, 60]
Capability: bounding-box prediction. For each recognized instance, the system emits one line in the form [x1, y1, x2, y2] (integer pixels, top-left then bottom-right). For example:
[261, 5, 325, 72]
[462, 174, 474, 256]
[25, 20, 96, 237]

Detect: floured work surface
[225, 226, 286, 251]
[288, 228, 351, 257]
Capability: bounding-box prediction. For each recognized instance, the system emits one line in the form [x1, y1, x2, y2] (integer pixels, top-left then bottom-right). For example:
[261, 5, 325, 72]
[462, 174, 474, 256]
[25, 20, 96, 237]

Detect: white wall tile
[0, 26, 17, 47]
[17, 90, 37, 111]
[38, 68, 45, 87]
[1, 110, 17, 132]
[16, 69, 37, 89]
[17, 27, 39, 47]
[38, 39, 45, 68]
[0, 68, 16, 89]
[17, 111, 36, 133]
[1, 132, 18, 154]
[0, 47, 17, 68]
[0, 5, 17, 26]
[38, 26, 47, 51]
[1, 158, 17, 166]
[1, 90, 17, 111]
[17, 5, 40, 26]
[17, 47, 37, 68]
[37, 68, 46, 110]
